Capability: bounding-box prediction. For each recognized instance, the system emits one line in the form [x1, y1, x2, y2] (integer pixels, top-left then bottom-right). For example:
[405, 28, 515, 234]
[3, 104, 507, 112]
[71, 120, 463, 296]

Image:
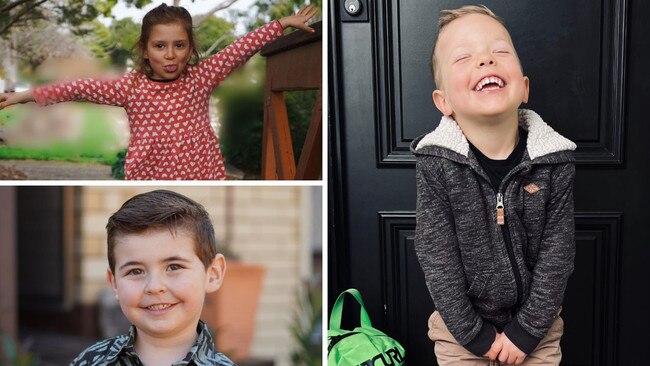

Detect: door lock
[344, 0, 361, 16]
[341, 0, 367, 22]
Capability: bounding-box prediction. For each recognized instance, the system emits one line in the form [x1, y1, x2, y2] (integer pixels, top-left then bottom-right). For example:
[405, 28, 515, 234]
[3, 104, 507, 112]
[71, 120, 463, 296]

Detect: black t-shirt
[469, 127, 528, 191]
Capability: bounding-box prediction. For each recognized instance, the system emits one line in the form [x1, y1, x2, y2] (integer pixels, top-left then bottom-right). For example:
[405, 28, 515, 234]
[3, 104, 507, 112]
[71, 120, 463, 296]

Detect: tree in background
[195, 16, 236, 56]
[243, 0, 321, 31]
[2, 23, 89, 72]
[108, 17, 140, 69]
[0, 0, 151, 35]
[0, 0, 151, 90]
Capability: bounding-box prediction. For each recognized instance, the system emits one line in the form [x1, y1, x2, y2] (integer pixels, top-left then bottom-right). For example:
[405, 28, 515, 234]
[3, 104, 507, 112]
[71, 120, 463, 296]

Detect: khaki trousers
[427, 311, 563, 366]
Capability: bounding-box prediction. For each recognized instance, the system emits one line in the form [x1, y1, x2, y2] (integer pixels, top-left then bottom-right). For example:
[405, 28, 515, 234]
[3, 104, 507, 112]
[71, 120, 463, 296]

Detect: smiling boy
[70, 190, 234, 365]
[411, 5, 576, 366]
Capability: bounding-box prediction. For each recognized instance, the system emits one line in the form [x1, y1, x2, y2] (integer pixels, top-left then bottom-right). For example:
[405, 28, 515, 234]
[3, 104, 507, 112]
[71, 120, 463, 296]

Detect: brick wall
[77, 186, 318, 366]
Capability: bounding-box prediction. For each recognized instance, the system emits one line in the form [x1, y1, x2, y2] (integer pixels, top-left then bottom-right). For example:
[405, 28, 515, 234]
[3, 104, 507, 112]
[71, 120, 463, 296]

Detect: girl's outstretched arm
[197, 4, 319, 89]
[197, 21, 283, 88]
[0, 90, 35, 110]
[31, 73, 133, 108]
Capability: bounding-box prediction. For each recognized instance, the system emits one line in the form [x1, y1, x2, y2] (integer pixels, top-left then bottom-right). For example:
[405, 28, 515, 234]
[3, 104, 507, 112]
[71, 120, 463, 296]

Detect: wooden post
[262, 94, 277, 179]
[270, 91, 297, 179]
[261, 21, 322, 180]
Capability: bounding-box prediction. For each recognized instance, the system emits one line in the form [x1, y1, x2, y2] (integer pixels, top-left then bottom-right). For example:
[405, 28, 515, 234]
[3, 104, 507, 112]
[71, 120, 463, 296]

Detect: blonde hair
[430, 5, 506, 87]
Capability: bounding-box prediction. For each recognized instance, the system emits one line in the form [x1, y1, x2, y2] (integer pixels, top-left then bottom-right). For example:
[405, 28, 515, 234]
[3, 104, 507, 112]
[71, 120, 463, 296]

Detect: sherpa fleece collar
[414, 109, 576, 160]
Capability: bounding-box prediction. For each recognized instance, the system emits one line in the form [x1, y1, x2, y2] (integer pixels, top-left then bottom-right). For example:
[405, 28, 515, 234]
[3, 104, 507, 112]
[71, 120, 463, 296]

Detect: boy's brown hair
[106, 189, 217, 272]
[430, 5, 506, 87]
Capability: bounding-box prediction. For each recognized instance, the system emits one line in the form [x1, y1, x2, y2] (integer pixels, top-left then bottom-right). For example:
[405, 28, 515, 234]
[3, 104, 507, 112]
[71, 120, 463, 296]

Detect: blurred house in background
[0, 186, 322, 366]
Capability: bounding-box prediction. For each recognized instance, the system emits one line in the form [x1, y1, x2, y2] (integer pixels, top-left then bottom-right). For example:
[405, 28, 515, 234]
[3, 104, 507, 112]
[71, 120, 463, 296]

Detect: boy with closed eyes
[411, 5, 576, 365]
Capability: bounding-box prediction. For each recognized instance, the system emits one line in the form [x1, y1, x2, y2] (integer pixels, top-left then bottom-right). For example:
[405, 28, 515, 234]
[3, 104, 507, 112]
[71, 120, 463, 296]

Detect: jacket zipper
[495, 191, 523, 309]
[496, 193, 505, 225]
[471, 160, 529, 311]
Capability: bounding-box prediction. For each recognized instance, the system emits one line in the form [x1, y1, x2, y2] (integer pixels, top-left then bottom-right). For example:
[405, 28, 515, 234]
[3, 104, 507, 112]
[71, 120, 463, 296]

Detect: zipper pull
[496, 193, 505, 225]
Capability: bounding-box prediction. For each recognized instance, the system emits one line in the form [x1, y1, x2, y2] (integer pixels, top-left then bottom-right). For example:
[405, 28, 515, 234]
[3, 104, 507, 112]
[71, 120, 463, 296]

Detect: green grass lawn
[0, 104, 123, 165]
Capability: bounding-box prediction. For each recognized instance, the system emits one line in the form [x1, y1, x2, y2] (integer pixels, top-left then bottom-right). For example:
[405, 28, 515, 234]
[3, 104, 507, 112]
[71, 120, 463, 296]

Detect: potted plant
[201, 241, 266, 362]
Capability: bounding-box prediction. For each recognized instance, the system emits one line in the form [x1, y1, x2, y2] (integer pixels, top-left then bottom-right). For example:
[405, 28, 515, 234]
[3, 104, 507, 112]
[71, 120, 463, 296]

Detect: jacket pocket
[466, 274, 489, 299]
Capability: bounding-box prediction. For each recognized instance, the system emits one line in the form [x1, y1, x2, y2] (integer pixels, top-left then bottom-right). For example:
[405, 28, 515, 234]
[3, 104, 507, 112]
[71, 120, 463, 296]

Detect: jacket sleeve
[503, 162, 576, 354]
[415, 156, 496, 356]
[33, 73, 132, 107]
[195, 20, 284, 89]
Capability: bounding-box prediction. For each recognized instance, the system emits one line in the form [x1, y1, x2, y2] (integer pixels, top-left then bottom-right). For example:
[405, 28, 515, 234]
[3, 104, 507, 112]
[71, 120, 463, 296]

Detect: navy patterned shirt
[69, 321, 236, 366]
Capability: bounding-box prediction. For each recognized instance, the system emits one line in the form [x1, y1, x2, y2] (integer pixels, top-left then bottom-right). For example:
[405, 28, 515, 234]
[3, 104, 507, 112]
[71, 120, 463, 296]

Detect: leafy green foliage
[0, 105, 122, 165]
[76, 20, 116, 64]
[111, 149, 127, 179]
[196, 16, 236, 56]
[109, 17, 141, 68]
[0, 146, 118, 164]
[285, 90, 317, 159]
[244, 0, 322, 31]
[216, 56, 266, 175]
[0, 107, 25, 127]
[1, 332, 39, 366]
[290, 280, 322, 366]
[0, 0, 151, 36]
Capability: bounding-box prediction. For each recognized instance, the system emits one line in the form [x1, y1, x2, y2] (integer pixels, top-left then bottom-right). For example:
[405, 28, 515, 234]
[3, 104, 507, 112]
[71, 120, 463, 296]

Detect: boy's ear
[106, 268, 119, 301]
[522, 76, 530, 104]
[432, 89, 454, 116]
[205, 254, 226, 293]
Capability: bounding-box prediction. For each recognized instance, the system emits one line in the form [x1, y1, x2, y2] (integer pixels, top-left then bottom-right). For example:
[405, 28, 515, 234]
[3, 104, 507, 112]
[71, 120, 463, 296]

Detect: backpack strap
[329, 288, 372, 330]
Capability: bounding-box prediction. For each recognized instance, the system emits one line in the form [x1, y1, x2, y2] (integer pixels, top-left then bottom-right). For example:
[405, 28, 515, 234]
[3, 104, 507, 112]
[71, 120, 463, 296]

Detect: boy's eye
[167, 263, 184, 271]
[494, 50, 510, 54]
[454, 55, 470, 63]
[126, 268, 144, 276]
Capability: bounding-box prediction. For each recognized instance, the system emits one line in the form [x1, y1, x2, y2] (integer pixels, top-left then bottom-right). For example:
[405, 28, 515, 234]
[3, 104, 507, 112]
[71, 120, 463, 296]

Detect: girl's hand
[279, 4, 319, 32]
[0, 91, 34, 110]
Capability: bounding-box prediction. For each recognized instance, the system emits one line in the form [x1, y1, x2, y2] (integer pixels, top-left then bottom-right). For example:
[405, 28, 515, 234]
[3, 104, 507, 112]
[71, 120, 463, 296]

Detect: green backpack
[327, 289, 406, 366]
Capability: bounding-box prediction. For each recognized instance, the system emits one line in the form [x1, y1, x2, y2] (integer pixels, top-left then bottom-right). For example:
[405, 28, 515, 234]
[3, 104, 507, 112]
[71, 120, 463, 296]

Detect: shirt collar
[103, 320, 219, 366]
[174, 321, 217, 366]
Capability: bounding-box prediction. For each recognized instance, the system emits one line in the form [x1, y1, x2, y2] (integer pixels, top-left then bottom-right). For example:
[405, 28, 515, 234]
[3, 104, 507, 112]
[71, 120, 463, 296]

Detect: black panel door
[329, 1, 649, 364]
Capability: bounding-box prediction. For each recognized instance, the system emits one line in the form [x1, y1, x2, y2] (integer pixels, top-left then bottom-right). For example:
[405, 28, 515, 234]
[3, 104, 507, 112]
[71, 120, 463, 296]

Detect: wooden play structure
[261, 21, 322, 180]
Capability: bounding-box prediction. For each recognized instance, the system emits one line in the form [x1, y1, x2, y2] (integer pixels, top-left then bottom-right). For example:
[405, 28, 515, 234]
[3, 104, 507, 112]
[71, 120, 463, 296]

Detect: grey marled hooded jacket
[411, 109, 576, 357]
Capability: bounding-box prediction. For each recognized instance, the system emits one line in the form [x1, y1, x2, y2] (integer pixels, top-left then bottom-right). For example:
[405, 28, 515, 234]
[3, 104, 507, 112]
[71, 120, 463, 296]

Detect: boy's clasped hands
[485, 332, 527, 365]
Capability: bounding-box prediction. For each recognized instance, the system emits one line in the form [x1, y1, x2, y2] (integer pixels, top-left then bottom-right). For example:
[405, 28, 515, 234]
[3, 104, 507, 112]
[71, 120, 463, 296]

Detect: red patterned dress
[33, 21, 284, 180]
